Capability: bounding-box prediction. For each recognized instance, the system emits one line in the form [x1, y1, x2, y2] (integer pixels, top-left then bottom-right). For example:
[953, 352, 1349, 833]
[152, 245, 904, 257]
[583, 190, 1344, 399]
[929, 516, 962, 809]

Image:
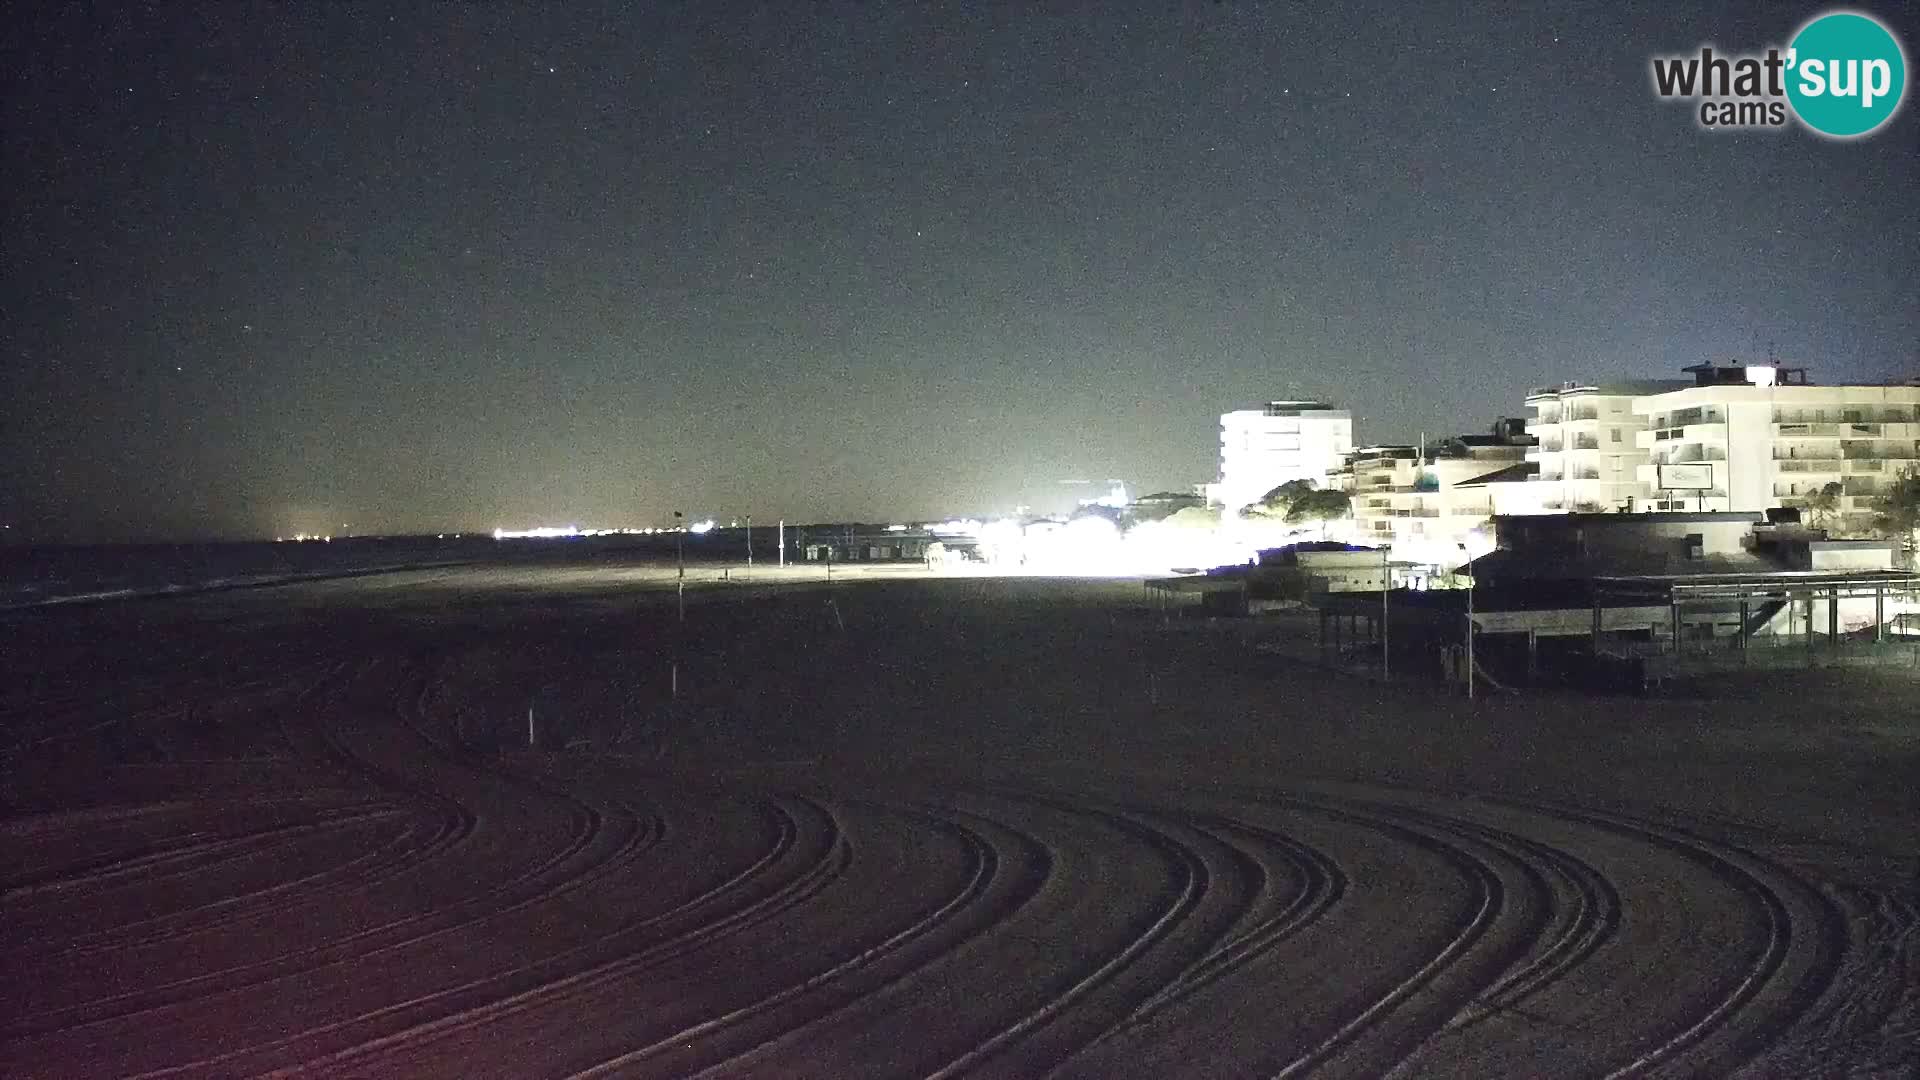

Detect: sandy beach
[4, 565, 1915, 1077]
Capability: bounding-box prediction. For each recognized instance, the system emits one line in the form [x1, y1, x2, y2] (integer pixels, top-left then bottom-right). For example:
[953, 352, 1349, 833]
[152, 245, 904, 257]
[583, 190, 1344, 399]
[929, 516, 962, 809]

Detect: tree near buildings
[1240, 479, 1318, 521]
[1872, 465, 1920, 564]
[1803, 481, 1844, 533]
[1284, 489, 1354, 538]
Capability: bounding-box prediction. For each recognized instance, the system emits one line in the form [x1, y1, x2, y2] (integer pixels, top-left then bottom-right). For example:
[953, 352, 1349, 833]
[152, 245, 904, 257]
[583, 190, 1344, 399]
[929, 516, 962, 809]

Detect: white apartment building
[1333, 436, 1529, 564]
[1520, 379, 1691, 512]
[1211, 401, 1352, 514]
[1634, 364, 1920, 534]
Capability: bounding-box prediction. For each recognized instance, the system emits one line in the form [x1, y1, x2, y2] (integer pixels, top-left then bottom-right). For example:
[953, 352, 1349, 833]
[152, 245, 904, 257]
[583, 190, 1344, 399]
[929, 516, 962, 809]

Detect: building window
[1610, 427, 1622, 444]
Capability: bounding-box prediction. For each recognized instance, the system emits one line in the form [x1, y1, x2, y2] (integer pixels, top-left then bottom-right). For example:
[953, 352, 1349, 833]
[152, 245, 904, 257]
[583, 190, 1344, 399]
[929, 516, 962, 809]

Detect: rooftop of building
[1222, 402, 1350, 418]
[1494, 510, 1763, 525]
[1683, 362, 1810, 387]
[1451, 462, 1538, 488]
[1525, 379, 1692, 401]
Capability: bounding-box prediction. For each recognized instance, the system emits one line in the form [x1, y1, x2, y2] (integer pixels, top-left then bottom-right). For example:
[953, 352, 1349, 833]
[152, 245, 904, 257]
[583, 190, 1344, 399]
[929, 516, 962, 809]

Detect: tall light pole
[1464, 545, 1476, 701]
[1381, 545, 1390, 680]
[778, 519, 785, 567]
[745, 515, 753, 572]
[675, 510, 685, 623]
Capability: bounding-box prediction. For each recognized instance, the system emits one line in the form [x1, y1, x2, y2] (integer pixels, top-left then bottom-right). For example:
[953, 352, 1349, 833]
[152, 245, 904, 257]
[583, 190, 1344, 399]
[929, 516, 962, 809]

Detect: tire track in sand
[169, 795, 846, 1078]
[4, 657, 643, 1047]
[566, 800, 1053, 1079]
[1485, 795, 1848, 1079]
[922, 794, 1247, 1079]
[1260, 792, 1550, 1080]
[1092, 811, 1350, 1040]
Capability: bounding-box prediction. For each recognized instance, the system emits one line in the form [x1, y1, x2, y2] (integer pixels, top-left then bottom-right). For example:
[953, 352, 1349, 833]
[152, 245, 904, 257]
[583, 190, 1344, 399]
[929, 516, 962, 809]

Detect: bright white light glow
[964, 514, 1259, 577]
[687, 519, 716, 534]
[493, 525, 582, 540]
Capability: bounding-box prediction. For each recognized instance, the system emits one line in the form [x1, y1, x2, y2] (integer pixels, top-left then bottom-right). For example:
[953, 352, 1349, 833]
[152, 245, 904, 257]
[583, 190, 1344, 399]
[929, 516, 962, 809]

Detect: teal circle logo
[1785, 11, 1907, 137]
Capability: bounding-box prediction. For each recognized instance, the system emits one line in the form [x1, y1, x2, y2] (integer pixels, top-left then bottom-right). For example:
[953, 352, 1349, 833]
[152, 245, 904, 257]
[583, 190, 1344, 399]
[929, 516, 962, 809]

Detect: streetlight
[1458, 540, 1478, 700]
[1381, 545, 1391, 680]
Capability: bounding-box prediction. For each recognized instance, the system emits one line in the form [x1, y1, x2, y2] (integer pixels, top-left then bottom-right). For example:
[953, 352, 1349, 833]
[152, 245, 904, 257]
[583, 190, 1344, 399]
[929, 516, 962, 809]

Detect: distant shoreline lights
[490, 523, 710, 540]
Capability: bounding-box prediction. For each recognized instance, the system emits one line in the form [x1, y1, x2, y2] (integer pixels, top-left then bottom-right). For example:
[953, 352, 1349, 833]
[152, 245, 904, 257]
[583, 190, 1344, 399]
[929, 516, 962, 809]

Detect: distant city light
[687, 519, 716, 534]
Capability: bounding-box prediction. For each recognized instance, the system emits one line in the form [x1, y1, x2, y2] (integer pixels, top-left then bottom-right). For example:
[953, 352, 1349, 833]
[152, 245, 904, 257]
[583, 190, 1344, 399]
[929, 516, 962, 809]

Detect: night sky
[5, 2, 1916, 542]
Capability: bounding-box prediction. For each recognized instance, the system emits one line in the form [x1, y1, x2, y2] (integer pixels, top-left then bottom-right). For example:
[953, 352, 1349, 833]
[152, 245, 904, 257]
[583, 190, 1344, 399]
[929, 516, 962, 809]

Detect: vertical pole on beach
[746, 516, 753, 572]
[778, 520, 785, 567]
[528, 706, 535, 748]
[675, 511, 686, 623]
[1381, 546, 1391, 680]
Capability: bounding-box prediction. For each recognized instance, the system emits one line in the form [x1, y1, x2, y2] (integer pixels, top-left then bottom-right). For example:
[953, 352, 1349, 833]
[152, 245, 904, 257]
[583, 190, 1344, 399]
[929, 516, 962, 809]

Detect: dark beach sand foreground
[3, 565, 1916, 1077]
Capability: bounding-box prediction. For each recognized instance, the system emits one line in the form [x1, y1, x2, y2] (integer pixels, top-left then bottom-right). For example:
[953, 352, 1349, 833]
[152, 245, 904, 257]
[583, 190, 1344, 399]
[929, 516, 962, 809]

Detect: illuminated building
[1209, 401, 1352, 515]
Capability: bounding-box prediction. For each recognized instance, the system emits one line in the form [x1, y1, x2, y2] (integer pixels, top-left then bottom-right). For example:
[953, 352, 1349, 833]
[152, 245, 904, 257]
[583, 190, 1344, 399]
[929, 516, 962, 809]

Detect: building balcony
[1776, 409, 1919, 425]
[1841, 441, 1920, 461]
[1364, 507, 1441, 518]
[1774, 422, 1840, 437]
[1652, 407, 1726, 427]
[1643, 422, 1727, 446]
[1657, 448, 1727, 464]
[1774, 458, 1843, 473]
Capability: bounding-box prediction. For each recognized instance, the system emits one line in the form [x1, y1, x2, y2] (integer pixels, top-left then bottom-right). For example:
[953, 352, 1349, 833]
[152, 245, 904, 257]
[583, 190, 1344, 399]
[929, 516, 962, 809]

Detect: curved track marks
[5, 699, 1875, 1080]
